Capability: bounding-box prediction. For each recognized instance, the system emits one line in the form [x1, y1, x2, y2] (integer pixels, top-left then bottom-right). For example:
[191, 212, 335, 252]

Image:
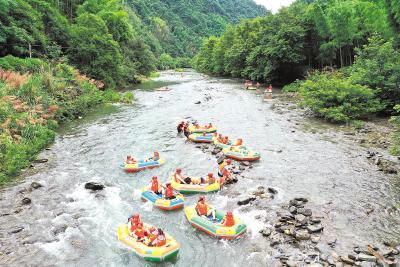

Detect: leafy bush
[0, 56, 48, 73]
[158, 53, 176, 70]
[283, 80, 304, 93]
[299, 72, 381, 122]
[0, 58, 126, 183]
[350, 36, 400, 112]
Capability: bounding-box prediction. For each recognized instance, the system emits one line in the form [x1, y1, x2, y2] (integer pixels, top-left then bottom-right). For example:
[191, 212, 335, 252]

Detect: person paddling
[195, 196, 215, 220]
[164, 183, 176, 200]
[221, 211, 235, 227]
[150, 176, 162, 194]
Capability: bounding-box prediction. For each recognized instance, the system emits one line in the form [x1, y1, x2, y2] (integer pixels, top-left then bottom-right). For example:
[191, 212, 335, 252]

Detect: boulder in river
[307, 224, 324, 233]
[268, 187, 278, 195]
[194, 101, 201, 104]
[30, 182, 43, 189]
[237, 197, 256, 206]
[84, 182, 105, 191]
[34, 158, 48, 163]
[21, 197, 31, 205]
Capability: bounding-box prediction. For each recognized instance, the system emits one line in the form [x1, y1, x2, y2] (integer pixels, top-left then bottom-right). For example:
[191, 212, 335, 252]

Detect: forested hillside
[128, 0, 266, 57]
[0, 0, 265, 86]
[194, 0, 400, 151]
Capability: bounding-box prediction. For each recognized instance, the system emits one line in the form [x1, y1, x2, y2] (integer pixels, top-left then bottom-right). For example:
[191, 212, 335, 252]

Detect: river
[1, 70, 399, 266]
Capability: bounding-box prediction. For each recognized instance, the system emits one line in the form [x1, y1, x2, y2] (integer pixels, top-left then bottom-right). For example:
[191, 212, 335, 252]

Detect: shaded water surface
[1, 71, 399, 266]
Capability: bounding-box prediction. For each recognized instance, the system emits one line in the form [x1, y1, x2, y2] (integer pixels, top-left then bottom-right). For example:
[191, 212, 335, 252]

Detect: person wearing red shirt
[150, 176, 161, 194]
[164, 183, 175, 200]
[221, 211, 235, 227]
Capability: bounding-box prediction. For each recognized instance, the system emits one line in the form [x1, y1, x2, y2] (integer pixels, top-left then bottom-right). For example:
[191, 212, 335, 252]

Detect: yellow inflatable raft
[184, 206, 247, 239]
[117, 224, 180, 262]
[170, 177, 220, 194]
[188, 124, 217, 134]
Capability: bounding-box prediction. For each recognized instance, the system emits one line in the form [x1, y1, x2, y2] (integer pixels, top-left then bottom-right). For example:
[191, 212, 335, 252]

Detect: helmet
[198, 196, 205, 202]
[166, 182, 171, 187]
[227, 211, 233, 217]
[133, 213, 140, 219]
[207, 173, 213, 177]
[152, 176, 157, 180]
[154, 151, 159, 156]
[176, 168, 182, 173]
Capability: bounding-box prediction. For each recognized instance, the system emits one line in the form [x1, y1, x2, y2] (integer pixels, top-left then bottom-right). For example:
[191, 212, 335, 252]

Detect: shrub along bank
[0, 56, 130, 184]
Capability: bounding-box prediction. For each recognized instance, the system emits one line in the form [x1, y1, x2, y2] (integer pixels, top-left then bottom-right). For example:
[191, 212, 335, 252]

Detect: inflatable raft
[188, 124, 217, 134]
[141, 187, 185, 211]
[222, 147, 260, 161]
[170, 178, 220, 194]
[184, 206, 247, 239]
[123, 158, 166, 173]
[188, 133, 214, 143]
[117, 224, 180, 262]
[213, 138, 246, 150]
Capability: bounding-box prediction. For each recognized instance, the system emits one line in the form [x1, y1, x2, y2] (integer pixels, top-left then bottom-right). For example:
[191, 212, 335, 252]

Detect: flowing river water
[1, 70, 400, 266]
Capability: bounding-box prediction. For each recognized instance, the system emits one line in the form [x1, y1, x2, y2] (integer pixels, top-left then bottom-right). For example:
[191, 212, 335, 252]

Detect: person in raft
[206, 173, 216, 184]
[206, 123, 213, 129]
[128, 213, 142, 232]
[256, 82, 261, 88]
[177, 121, 185, 133]
[234, 138, 243, 146]
[156, 228, 167, 247]
[267, 84, 273, 92]
[152, 151, 160, 161]
[143, 227, 159, 246]
[150, 176, 162, 195]
[126, 155, 136, 164]
[196, 196, 216, 220]
[173, 168, 186, 184]
[132, 222, 146, 241]
[164, 183, 176, 199]
[183, 124, 190, 138]
[222, 136, 229, 144]
[221, 211, 235, 227]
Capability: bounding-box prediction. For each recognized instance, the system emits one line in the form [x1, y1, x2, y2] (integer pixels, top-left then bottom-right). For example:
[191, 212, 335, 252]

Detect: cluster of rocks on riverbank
[254, 197, 399, 267]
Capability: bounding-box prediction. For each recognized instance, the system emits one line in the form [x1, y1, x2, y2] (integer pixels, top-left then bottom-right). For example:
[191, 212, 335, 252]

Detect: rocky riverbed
[0, 70, 400, 266]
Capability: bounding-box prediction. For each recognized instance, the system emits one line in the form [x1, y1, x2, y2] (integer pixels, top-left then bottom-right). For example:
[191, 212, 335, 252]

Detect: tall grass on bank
[0, 56, 129, 184]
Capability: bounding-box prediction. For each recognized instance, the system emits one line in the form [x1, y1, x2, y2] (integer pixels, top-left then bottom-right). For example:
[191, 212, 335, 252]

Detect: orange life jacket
[134, 228, 145, 238]
[157, 235, 166, 247]
[151, 180, 159, 192]
[223, 215, 235, 227]
[196, 202, 208, 216]
[164, 187, 174, 198]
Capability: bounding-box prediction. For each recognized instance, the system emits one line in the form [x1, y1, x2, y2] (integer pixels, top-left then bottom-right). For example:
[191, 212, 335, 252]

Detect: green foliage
[282, 80, 304, 93]
[299, 72, 381, 122]
[390, 105, 400, 155]
[127, 0, 266, 57]
[158, 54, 176, 70]
[0, 56, 48, 73]
[194, 0, 397, 84]
[350, 36, 400, 112]
[0, 56, 126, 183]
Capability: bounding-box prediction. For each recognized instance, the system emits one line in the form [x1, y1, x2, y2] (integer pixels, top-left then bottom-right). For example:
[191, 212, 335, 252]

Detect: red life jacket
[196, 202, 208, 216]
[151, 180, 159, 192]
[165, 187, 174, 198]
[223, 215, 235, 227]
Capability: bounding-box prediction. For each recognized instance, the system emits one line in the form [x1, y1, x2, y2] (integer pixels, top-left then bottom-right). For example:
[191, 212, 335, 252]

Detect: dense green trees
[1, 0, 263, 88]
[194, 0, 394, 84]
[127, 0, 265, 57]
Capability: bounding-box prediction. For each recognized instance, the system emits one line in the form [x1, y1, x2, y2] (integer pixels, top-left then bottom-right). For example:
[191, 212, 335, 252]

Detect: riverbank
[0, 56, 132, 185]
[0, 70, 399, 266]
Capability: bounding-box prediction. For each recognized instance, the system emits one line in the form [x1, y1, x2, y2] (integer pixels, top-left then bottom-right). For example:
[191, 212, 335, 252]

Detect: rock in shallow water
[31, 182, 43, 189]
[84, 182, 105, 191]
[237, 197, 256, 206]
[21, 197, 31, 205]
